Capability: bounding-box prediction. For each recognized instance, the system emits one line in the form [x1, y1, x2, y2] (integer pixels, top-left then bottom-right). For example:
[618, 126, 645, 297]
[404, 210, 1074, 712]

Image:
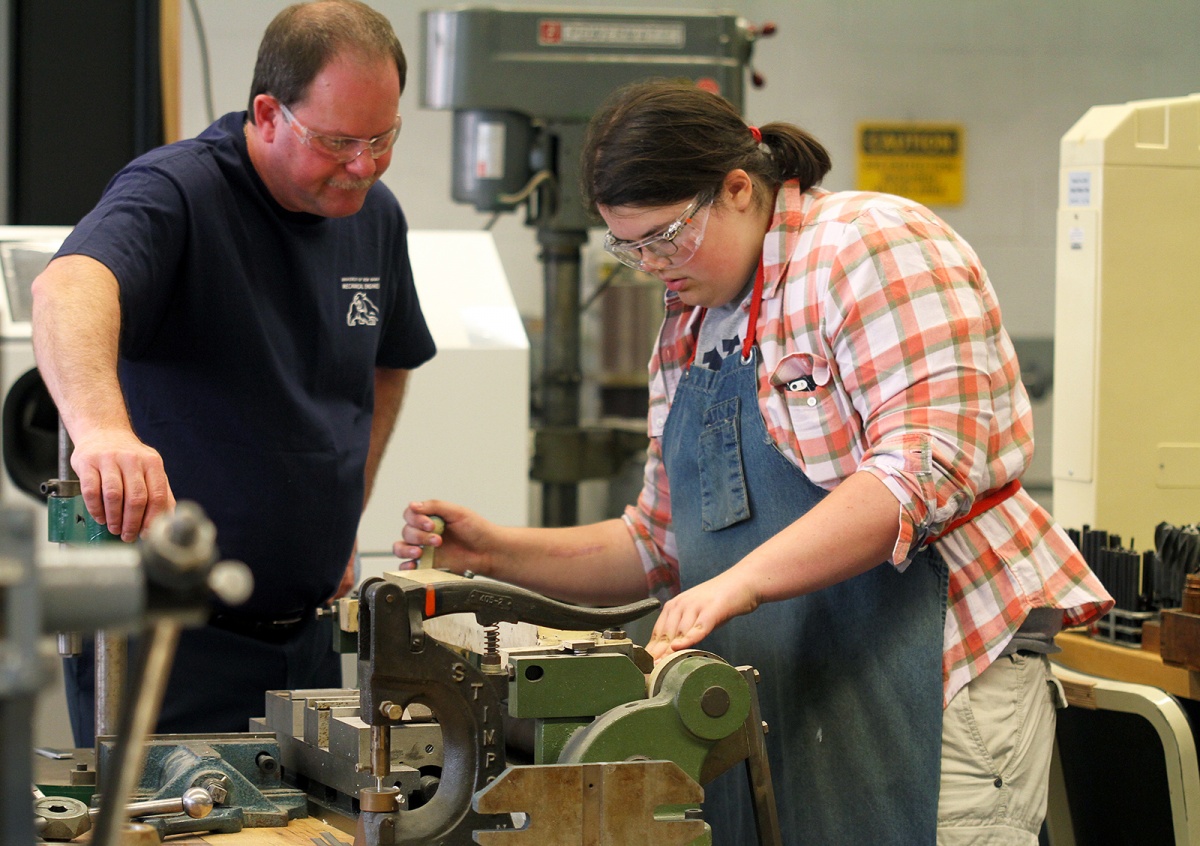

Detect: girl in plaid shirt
[399, 80, 1111, 845]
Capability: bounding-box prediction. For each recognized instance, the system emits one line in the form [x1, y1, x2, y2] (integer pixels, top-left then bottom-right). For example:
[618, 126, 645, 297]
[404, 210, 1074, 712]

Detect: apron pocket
[698, 412, 751, 532]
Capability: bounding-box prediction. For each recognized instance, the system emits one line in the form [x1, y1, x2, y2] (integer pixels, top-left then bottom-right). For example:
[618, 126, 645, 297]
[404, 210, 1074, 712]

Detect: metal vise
[354, 570, 658, 844]
[95, 733, 306, 834]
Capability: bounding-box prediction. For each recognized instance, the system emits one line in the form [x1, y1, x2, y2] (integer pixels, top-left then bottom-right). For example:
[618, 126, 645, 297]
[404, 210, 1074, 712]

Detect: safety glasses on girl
[603, 197, 713, 271]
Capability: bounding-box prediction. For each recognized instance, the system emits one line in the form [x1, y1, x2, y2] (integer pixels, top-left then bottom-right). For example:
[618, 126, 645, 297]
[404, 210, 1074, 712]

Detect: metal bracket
[473, 760, 708, 846]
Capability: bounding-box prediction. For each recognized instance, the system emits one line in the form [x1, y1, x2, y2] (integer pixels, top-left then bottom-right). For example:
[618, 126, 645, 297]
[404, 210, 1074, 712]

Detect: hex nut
[34, 796, 92, 841]
[194, 773, 232, 805]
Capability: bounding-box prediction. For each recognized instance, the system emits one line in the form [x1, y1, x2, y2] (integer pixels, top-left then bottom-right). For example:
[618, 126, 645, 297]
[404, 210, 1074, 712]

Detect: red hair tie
[749, 125, 763, 144]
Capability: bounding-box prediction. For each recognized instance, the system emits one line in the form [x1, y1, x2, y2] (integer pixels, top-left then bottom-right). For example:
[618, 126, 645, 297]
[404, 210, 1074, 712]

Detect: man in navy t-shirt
[30, 0, 435, 744]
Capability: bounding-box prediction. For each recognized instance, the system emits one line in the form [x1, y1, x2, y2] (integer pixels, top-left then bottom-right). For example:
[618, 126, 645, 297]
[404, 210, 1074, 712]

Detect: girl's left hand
[646, 569, 760, 660]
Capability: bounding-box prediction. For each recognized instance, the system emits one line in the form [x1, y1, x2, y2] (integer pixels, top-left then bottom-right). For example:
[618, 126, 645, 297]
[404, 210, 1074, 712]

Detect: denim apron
[660, 266, 948, 845]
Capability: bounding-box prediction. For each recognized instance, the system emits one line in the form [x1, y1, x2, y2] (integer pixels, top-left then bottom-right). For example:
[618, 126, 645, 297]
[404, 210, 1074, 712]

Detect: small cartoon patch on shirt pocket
[769, 352, 842, 443]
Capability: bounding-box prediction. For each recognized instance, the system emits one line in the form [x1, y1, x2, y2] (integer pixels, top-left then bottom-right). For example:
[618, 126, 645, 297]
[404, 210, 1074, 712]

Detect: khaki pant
[937, 653, 1065, 845]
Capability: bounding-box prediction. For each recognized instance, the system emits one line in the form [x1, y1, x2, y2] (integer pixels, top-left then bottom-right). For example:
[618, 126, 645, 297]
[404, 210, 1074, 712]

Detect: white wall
[179, 0, 1200, 338]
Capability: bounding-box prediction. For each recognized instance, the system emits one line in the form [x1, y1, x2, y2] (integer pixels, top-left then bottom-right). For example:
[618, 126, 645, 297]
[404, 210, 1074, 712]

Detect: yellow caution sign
[856, 123, 964, 206]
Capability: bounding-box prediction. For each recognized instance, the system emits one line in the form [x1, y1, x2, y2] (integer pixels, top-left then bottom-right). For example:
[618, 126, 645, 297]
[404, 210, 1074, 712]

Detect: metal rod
[2, 696, 38, 844]
[370, 723, 390, 785]
[538, 228, 587, 528]
[94, 632, 127, 739]
[52, 420, 83, 656]
[740, 668, 783, 846]
[88, 786, 213, 821]
[57, 631, 82, 657]
[1, 511, 38, 845]
[57, 419, 74, 482]
[91, 619, 182, 846]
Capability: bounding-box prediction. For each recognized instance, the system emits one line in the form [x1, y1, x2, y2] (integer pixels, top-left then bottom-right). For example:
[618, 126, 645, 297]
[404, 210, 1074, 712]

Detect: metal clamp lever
[412, 577, 659, 630]
[88, 786, 214, 821]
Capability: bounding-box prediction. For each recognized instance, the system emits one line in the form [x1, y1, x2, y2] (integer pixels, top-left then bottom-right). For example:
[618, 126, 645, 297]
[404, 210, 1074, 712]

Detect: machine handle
[419, 578, 659, 630]
[416, 517, 445, 569]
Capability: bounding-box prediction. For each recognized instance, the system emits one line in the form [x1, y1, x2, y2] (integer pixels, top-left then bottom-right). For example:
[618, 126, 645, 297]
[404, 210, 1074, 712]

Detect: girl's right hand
[394, 499, 494, 577]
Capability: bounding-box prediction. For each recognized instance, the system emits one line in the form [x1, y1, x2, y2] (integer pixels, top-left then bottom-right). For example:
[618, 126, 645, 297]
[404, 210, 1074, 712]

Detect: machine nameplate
[537, 19, 686, 49]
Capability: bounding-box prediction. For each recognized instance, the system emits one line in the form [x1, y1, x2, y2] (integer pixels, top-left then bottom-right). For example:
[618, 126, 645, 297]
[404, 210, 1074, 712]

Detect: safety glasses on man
[278, 101, 401, 164]
[603, 197, 713, 271]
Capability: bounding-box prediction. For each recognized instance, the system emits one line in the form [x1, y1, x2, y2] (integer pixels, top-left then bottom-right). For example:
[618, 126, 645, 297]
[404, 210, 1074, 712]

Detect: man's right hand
[30, 255, 175, 541]
[70, 429, 175, 541]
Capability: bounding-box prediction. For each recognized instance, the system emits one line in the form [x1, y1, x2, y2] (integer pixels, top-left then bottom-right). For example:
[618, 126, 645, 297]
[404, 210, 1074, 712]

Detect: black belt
[209, 610, 310, 644]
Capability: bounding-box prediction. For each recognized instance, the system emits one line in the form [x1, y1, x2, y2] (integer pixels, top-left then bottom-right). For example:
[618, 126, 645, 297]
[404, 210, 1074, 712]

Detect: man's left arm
[364, 366, 411, 504]
[333, 366, 411, 600]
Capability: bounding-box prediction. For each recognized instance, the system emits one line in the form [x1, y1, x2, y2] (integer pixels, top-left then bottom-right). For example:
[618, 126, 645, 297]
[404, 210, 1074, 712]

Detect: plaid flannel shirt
[623, 182, 1113, 704]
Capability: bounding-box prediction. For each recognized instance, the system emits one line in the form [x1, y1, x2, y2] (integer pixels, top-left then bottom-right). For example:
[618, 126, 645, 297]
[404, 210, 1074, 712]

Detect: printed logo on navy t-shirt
[342, 277, 381, 327]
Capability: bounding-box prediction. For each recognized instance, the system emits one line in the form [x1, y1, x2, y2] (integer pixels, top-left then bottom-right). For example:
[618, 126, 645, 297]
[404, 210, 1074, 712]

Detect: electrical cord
[187, 0, 216, 124]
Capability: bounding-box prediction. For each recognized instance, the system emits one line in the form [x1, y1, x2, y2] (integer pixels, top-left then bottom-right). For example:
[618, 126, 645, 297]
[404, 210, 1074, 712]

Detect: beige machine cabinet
[1053, 93, 1200, 549]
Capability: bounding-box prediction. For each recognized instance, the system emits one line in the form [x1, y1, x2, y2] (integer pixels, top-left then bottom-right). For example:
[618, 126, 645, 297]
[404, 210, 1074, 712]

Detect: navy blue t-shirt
[58, 112, 436, 617]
